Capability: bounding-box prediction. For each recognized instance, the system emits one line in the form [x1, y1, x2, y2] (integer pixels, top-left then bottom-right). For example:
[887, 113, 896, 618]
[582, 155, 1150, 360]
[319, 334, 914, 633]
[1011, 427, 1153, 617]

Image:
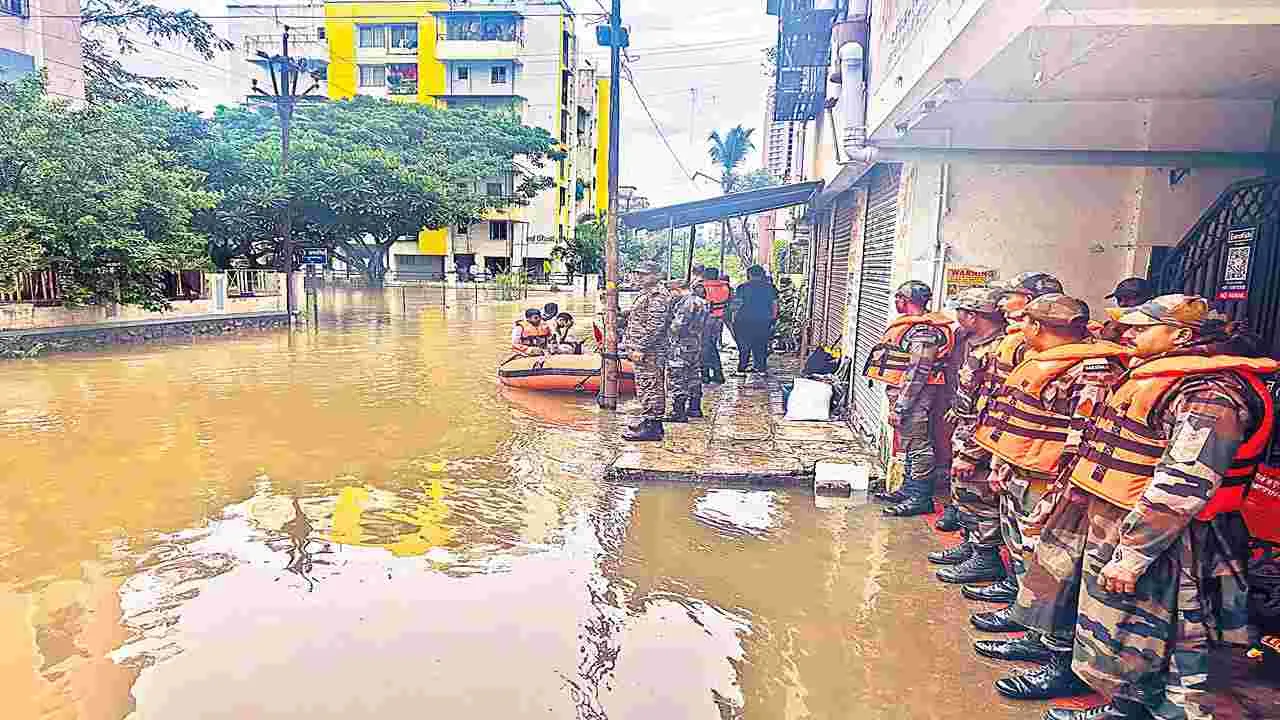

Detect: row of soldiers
[863, 273, 1279, 719]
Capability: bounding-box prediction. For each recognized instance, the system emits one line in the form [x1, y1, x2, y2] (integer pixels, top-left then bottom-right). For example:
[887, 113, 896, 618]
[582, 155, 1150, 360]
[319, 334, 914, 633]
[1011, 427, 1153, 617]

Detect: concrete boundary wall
[0, 312, 291, 359]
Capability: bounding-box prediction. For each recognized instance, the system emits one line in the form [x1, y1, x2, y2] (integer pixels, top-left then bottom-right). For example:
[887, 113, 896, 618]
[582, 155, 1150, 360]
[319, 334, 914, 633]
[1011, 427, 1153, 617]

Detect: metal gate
[824, 194, 856, 344]
[851, 164, 902, 444]
[1154, 176, 1280, 358]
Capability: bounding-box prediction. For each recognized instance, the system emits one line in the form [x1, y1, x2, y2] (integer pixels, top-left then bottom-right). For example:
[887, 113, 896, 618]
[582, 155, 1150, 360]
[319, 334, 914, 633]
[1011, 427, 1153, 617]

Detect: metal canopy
[620, 181, 823, 231]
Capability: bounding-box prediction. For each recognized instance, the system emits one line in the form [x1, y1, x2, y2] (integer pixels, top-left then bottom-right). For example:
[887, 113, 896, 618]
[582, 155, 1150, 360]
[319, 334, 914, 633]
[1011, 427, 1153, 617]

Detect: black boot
[665, 402, 688, 423]
[928, 540, 974, 565]
[937, 546, 1007, 584]
[622, 419, 664, 442]
[686, 398, 705, 419]
[974, 633, 1054, 663]
[971, 604, 1023, 633]
[873, 489, 908, 504]
[1043, 700, 1146, 720]
[996, 650, 1094, 701]
[963, 576, 1018, 603]
[936, 505, 961, 532]
[884, 496, 934, 517]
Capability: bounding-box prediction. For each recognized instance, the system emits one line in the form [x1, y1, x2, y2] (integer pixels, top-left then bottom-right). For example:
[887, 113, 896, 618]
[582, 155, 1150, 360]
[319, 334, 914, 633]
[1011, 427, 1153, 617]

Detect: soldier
[1035, 295, 1276, 720]
[961, 294, 1130, 701]
[621, 261, 674, 442]
[864, 281, 956, 517]
[666, 279, 710, 422]
[1093, 277, 1157, 341]
[929, 286, 1008, 583]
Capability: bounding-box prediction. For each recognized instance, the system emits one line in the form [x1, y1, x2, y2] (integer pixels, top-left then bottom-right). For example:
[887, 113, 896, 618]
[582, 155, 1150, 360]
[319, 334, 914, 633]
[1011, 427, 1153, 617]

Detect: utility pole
[598, 0, 628, 410]
[249, 26, 324, 321]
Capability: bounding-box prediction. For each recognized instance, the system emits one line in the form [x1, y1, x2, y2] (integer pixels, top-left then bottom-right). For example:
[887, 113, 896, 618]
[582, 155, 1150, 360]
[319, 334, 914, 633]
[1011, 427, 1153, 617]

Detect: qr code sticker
[1224, 245, 1251, 283]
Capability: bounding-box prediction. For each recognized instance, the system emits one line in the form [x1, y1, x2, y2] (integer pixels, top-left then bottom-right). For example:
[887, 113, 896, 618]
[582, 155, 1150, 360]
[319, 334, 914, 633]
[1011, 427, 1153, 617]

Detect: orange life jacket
[863, 313, 956, 387]
[1070, 355, 1278, 520]
[994, 330, 1028, 383]
[974, 341, 1131, 475]
[1242, 378, 1280, 543]
[513, 320, 552, 354]
[703, 280, 731, 318]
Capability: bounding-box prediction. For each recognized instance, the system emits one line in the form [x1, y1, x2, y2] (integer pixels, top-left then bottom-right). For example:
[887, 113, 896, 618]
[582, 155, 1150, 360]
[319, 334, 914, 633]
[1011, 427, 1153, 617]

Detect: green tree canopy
[554, 216, 604, 275]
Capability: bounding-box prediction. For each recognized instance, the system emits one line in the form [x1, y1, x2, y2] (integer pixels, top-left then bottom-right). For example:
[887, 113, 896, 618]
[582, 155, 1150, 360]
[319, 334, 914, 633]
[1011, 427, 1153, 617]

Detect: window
[485, 182, 504, 197]
[387, 64, 418, 95]
[358, 65, 386, 88]
[389, 24, 418, 50]
[456, 65, 469, 80]
[358, 26, 385, 49]
[491, 66, 507, 84]
[490, 222, 509, 242]
[456, 223, 469, 235]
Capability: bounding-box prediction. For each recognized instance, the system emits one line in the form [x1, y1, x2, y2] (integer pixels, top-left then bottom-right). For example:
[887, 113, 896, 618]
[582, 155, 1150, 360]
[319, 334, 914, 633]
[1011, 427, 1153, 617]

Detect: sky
[134, 0, 777, 208]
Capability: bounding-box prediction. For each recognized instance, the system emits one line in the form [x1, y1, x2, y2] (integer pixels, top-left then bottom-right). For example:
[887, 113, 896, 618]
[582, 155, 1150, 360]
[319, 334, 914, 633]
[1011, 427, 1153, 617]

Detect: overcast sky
[139, 0, 776, 207]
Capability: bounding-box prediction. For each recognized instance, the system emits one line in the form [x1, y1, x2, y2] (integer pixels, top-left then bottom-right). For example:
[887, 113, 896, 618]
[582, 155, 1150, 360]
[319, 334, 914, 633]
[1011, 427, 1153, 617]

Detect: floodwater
[0, 289, 1045, 719]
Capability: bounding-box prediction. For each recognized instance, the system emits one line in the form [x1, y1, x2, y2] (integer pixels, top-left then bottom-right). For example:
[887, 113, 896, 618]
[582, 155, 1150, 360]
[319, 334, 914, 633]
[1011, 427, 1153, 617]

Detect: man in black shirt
[733, 265, 779, 374]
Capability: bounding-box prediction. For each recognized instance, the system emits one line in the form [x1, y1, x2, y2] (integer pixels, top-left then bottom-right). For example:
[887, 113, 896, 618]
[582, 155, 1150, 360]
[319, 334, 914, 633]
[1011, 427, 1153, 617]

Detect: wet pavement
[0, 287, 1273, 719]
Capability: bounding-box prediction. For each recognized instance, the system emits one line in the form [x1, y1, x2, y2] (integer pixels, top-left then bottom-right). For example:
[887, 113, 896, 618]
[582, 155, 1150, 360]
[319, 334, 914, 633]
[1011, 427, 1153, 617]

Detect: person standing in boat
[511, 308, 552, 356]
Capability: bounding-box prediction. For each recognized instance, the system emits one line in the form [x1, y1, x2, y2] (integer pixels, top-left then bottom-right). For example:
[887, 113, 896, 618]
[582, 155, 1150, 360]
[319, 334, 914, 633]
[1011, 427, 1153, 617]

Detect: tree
[706, 126, 780, 272]
[80, 0, 233, 104]
[0, 76, 216, 308]
[554, 215, 604, 275]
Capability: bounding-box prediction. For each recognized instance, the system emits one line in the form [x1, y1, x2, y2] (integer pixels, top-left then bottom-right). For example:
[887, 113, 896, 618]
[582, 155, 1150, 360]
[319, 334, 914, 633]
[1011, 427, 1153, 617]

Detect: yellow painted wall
[323, 8, 356, 99]
[595, 78, 611, 215]
[323, 2, 446, 106]
[418, 228, 448, 255]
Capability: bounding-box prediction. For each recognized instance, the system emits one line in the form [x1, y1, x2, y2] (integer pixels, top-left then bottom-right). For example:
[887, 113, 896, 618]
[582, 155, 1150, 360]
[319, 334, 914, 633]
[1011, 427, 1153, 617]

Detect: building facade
[0, 0, 84, 99]
[324, 0, 599, 281]
[767, 0, 1280, 453]
[228, 4, 330, 104]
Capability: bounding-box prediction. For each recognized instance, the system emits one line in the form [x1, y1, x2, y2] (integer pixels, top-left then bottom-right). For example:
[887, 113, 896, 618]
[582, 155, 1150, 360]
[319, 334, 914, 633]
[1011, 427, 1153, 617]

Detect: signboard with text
[1216, 226, 1256, 301]
[945, 266, 1000, 301]
[302, 247, 328, 266]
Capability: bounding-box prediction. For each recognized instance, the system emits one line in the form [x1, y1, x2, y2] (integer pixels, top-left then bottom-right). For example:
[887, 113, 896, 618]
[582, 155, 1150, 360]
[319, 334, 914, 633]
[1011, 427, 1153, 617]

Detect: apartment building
[227, 4, 330, 103]
[324, 0, 592, 281]
[0, 0, 84, 100]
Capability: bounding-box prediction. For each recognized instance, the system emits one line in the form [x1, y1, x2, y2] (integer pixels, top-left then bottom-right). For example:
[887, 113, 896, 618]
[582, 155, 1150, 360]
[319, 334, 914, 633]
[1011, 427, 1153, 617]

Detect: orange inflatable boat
[497, 354, 636, 394]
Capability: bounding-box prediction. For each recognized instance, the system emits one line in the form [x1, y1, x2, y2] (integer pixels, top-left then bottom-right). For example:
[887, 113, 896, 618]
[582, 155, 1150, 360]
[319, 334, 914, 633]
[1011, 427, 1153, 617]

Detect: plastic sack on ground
[784, 377, 833, 422]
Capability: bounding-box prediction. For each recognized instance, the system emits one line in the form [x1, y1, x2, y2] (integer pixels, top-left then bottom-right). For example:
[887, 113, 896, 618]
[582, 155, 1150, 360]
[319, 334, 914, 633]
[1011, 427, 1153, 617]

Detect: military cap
[895, 280, 933, 305]
[633, 261, 661, 275]
[1106, 293, 1218, 329]
[1024, 293, 1090, 326]
[955, 286, 1006, 314]
[666, 278, 689, 290]
[1105, 277, 1155, 302]
[1003, 272, 1064, 298]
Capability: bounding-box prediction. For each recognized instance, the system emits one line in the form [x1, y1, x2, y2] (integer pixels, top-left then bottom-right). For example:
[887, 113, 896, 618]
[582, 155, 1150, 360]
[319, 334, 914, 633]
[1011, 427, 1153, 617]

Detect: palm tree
[706, 126, 768, 274]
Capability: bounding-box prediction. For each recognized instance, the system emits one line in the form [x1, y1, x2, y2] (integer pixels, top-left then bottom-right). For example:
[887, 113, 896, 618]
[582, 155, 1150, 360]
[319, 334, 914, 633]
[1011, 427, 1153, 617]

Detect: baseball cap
[1105, 294, 1215, 329]
[1024, 293, 1090, 326]
[955, 287, 1005, 314]
[634, 261, 661, 275]
[1003, 272, 1064, 299]
[895, 280, 933, 306]
[1105, 277, 1156, 302]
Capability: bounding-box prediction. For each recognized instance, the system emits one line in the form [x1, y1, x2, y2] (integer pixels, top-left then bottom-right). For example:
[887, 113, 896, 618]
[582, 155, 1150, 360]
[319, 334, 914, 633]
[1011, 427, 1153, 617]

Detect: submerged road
[0, 288, 1059, 719]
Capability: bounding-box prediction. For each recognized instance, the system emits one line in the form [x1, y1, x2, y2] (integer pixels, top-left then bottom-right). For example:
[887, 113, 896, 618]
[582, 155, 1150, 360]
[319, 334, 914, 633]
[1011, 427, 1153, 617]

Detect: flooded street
[1, 290, 1042, 719]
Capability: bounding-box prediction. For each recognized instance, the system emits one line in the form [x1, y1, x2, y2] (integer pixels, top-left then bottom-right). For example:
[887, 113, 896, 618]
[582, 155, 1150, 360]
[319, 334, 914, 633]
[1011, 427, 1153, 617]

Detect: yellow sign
[945, 266, 1000, 300]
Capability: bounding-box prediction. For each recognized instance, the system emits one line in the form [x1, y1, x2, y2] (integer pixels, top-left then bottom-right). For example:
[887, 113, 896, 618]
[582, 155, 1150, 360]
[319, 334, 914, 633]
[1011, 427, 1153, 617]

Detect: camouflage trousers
[953, 467, 1001, 547]
[667, 353, 703, 406]
[634, 355, 667, 421]
[896, 406, 936, 499]
[1016, 490, 1252, 718]
[996, 461, 1049, 589]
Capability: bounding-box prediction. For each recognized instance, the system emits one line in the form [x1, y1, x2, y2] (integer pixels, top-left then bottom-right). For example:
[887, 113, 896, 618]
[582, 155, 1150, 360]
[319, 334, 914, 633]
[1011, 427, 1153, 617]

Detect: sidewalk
[606, 358, 876, 485]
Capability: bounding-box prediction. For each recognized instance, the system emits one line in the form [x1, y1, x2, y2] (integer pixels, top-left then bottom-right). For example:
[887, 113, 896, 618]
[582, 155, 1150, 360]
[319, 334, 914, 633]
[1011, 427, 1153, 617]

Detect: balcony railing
[1, 0, 27, 18]
[771, 0, 838, 122]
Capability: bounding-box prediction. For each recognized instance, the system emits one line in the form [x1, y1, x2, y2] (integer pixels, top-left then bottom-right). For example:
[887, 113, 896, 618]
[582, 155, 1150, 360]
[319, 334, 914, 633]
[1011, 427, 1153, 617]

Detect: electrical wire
[619, 62, 696, 189]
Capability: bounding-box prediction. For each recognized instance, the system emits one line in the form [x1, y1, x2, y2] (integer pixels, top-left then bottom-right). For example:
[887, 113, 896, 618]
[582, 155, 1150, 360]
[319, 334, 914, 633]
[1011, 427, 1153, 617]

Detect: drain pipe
[845, 146, 1280, 169]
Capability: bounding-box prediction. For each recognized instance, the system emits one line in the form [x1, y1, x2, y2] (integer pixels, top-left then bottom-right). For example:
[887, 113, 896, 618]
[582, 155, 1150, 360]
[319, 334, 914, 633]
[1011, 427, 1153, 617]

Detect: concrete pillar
[207, 272, 227, 312]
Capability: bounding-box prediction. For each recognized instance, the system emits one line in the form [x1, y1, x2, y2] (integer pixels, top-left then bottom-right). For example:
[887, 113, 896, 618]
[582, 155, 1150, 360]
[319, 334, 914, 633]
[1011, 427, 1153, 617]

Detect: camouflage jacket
[622, 285, 673, 357]
[1111, 371, 1260, 577]
[668, 293, 709, 364]
[888, 323, 950, 417]
[951, 327, 1007, 466]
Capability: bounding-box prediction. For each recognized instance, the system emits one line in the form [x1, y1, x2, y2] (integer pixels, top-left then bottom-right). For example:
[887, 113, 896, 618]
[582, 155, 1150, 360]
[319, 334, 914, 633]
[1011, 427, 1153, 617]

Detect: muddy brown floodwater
[0, 289, 1047, 719]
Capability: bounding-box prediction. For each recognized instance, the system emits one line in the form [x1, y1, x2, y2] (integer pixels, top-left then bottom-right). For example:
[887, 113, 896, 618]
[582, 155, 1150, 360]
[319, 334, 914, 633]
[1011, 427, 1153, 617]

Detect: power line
[620, 62, 696, 189]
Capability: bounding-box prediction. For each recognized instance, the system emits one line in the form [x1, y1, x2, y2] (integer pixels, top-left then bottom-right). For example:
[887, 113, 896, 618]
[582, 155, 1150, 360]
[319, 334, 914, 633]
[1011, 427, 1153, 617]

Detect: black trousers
[734, 319, 771, 372]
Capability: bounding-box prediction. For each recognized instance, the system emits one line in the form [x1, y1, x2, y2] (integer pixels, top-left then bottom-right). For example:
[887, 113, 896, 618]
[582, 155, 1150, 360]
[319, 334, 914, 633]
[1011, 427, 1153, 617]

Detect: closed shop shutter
[850, 164, 901, 444]
[825, 194, 856, 345]
[808, 213, 831, 348]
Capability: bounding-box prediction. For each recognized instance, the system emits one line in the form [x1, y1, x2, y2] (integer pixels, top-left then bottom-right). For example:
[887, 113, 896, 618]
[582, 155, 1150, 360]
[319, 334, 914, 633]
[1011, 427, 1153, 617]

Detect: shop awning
[620, 181, 824, 231]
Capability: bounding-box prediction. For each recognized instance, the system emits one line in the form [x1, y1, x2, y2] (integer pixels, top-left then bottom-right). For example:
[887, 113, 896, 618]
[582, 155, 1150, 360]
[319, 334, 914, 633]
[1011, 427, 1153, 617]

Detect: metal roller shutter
[808, 213, 831, 348]
[825, 195, 855, 345]
[851, 165, 901, 444]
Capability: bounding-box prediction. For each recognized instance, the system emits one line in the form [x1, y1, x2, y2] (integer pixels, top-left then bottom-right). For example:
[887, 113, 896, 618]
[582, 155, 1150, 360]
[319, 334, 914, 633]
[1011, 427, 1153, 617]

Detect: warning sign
[945, 266, 1000, 301]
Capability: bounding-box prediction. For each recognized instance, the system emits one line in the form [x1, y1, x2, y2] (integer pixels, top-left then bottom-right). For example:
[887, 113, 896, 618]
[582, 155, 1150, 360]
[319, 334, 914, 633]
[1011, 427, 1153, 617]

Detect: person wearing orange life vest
[1033, 295, 1277, 720]
[511, 308, 552, 356]
[700, 266, 731, 385]
[1090, 277, 1157, 341]
[957, 295, 1131, 702]
[864, 280, 956, 517]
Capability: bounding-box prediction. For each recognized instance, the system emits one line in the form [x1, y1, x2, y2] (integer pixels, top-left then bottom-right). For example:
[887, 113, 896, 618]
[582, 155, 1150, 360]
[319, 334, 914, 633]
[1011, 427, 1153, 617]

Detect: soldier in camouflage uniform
[665, 279, 710, 422]
[930, 286, 1010, 583]
[867, 281, 955, 517]
[1030, 295, 1276, 720]
[621, 261, 674, 442]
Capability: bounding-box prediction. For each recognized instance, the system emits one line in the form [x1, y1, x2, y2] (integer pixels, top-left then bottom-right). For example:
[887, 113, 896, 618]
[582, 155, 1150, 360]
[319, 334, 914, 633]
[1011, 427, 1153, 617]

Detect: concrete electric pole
[598, 0, 628, 410]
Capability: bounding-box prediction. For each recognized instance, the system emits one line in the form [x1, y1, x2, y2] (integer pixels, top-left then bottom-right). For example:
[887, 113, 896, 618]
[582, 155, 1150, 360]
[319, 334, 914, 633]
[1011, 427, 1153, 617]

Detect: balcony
[770, 0, 838, 122]
[436, 13, 524, 61]
[1, 0, 27, 17]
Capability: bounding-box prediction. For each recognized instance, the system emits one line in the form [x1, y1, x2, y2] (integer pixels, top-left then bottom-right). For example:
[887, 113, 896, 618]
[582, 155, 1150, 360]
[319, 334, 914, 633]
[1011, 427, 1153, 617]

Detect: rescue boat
[497, 354, 636, 394]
